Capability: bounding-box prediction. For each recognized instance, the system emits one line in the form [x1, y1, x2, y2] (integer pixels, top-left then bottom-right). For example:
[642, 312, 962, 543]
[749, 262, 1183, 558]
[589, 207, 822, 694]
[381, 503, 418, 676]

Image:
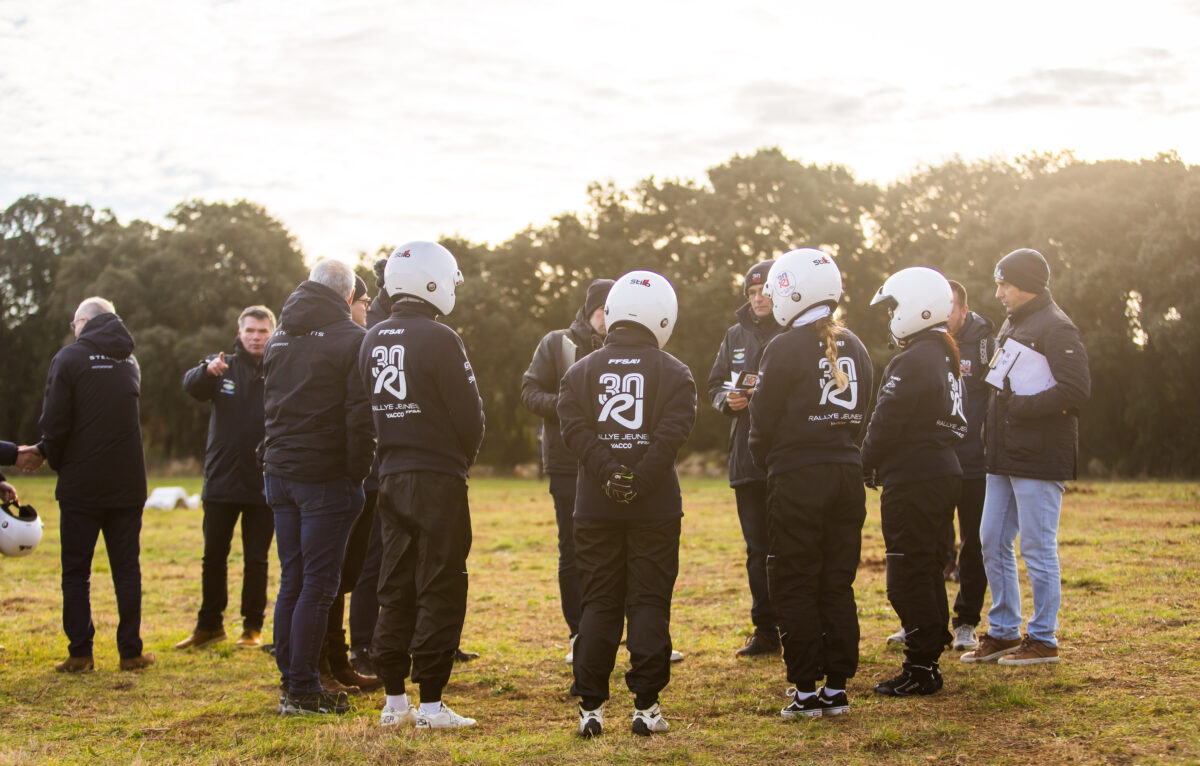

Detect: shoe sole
[952, 641, 979, 651]
[821, 706, 849, 716]
[780, 709, 822, 719]
[178, 636, 227, 650]
[961, 646, 1020, 663]
[998, 655, 1059, 666]
[632, 720, 668, 736]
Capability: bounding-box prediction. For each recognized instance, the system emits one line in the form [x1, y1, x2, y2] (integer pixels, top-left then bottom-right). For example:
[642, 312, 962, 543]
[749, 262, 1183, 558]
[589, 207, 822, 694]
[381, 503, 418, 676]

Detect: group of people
[1, 241, 1089, 737]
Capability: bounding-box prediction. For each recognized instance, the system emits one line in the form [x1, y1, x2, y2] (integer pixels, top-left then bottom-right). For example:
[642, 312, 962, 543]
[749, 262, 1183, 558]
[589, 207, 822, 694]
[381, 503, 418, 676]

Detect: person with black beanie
[706, 259, 783, 656]
[748, 249, 873, 719]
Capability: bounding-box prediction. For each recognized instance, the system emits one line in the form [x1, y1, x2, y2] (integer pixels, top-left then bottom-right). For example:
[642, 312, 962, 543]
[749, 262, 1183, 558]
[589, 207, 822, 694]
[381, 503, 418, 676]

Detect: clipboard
[985, 338, 1056, 395]
[721, 370, 759, 394]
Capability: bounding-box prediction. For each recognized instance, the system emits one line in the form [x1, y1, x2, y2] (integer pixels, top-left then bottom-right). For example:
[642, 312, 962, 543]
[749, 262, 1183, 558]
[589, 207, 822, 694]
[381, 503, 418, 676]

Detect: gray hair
[74, 296, 116, 321]
[309, 259, 355, 300]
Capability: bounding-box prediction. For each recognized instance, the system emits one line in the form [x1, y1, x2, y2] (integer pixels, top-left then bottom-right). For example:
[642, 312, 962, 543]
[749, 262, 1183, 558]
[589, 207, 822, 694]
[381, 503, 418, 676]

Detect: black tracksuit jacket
[359, 301, 484, 480]
[706, 302, 781, 486]
[953, 312, 997, 480]
[183, 340, 267, 504]
[861, 331, 967, 486]
[748, 321, 874, 475]
[557, 324, 697, 521]
[985, 291, 1090, 481]
[1, 440, 17, 483]
[37, 313, 147, 508]
[521, 308, 606, 476]
[262, 281, 375, 484]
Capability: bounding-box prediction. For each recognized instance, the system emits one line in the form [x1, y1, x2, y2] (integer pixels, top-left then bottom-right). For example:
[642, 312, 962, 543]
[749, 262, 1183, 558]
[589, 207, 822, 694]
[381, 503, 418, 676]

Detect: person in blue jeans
[261, 259, 375, 714]
[964, 249, 1090, 666]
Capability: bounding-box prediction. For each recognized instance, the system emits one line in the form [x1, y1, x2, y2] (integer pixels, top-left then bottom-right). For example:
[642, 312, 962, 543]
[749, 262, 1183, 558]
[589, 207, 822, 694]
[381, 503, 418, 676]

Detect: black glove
[373, 256, 388, 290]
[863, 467, 878, 490]
[604, 466, 636, 504]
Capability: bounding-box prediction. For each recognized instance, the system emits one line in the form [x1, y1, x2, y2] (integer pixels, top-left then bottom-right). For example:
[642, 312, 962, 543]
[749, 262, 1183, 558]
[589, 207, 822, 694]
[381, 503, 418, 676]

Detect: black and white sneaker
[631, 703, 669, 735]
[287, 690, 352, 715]
[780, 687, 822, 719]
[817, 687, 850, 716]
[872, 663, 942, 697]
[578, 703, 603, 738]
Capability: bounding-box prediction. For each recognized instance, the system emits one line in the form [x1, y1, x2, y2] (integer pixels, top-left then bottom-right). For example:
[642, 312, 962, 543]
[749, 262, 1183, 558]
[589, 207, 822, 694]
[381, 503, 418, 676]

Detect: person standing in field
[30, 297, 154, 673]
[363, 242, 484, 730]
[175, 305, 277, 652]
[707, 260, 784, 658]
[962, 248, 1090, 666]
[747, 248, 873, 718]
[862, 267, 966, 698]
[558, 270, 696, 738]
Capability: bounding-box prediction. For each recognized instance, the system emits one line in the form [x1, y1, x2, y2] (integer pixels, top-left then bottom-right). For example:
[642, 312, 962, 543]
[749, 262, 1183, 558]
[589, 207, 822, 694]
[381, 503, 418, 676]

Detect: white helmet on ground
[605, 270, 678, 348]
[0, 502, 43, 557]
[871, 266, 954, 344]
[763, 248, 843, 327]
[383, 241, 464, 316]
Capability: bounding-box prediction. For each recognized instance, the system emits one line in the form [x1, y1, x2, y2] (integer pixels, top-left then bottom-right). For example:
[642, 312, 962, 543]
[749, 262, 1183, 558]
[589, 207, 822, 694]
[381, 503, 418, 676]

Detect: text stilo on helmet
[763, 248, 843, 327]
[871, 266, 954, 345]
[604, 270, 678, 349]
[383, 241, 464, 316]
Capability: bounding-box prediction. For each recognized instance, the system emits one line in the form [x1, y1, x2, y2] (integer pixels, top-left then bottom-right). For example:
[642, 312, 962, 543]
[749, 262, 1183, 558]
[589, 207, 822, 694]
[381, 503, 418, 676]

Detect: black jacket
[985, 291, 1090, 480]
[37, 313, 147, 508]
[707, 303, 781, 486]
[861, 331, 966, 486]
[1, 440, 16, 483]
[362, 292, 391, 492]
[748, 321, 873, 476]
[557, 325, 697, 521]
[521, 308, 605, 475]
[183, 339, 267, 504]
[954, 312, 997, 480]
[262, 281, 375, 483]
[360, 301, 485, 480]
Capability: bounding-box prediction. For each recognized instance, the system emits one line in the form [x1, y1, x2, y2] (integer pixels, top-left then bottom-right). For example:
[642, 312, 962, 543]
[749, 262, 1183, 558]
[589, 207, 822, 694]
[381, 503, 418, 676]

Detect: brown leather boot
[333, 665, 383, 692]
[175, 627, 227, 649]
[235, 629, 263, 648]
[119, 652, 156, 671]
[55, 656, 95, 673]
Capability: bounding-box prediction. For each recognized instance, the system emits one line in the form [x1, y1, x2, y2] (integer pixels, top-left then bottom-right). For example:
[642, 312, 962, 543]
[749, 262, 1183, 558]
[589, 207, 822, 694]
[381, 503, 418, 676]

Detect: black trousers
[766, 465, 865, 685]
[548, 472, 582, 637]
[952, 477, 987, 628]
[880, 476, 960, 665]
[734, 481, 776, 632]
[197, 500, 274, 632]
[349, 503, 383, 653]
[372, 472, 471, 698]
[323, 489, 377, 669]
[571, 516, 680, 703]
[60, 505, 144, 659]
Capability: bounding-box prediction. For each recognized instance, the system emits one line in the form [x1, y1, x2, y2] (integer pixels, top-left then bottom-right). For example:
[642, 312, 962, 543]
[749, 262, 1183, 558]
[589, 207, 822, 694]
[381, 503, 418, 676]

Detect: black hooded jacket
[37, 313, 147, 508]
[985, 291, 1090, 480]
[861, 330, 966, 486]
[360, 300, 484, 480]
[954, 311, 997, 479]
[182, 339, 267, 504]
[521, 307, 606, 475]
[706, 302, 782, 486]
[557, 324, 697, 521]
[262, 280, 375, 483]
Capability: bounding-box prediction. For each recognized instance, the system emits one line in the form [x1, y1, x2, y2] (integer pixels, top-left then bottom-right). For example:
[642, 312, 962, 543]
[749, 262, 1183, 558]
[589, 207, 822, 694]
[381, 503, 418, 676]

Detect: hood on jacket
[735, 301, 778, 343]
[278, 281, 352, 333]
[77, 312, 135, 359]
[955, 311, 995, 345]
[570, 307, 605, 351]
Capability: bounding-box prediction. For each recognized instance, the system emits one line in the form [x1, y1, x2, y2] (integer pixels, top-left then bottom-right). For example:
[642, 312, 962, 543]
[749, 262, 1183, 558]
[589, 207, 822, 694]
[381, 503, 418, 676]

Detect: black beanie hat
[744, 260, 774, 296]
[353, 275, 368, 302]
[584, 279, 615, 316]
[994, 249, 1050, 294]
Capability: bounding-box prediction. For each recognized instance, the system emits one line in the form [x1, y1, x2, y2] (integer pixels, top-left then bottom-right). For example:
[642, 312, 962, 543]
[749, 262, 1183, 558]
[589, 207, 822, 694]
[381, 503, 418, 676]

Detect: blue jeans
[265, 474, 364, 695]
[979, 474, 1064, 646]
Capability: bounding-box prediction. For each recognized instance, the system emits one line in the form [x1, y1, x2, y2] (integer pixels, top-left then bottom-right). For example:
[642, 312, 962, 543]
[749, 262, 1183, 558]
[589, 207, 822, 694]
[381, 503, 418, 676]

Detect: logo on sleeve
[597, 372, 644, 429]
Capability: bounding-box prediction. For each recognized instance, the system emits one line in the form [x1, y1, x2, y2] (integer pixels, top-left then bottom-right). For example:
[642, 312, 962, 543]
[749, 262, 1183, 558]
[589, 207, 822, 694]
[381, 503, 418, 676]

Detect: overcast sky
[4, 0, 1199, 262]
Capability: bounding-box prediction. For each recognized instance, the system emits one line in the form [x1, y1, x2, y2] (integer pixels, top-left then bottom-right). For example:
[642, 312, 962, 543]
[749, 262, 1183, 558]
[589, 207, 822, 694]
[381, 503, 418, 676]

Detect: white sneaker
[631, 703, 669, 735]
[380, 705, 416, 727]
[952, 624, 979, 651]
[669, 649, 684, 663]
[565, 634, 577, 664]
[414, 703, 476, 729]
[886, 628, 906, 646]
[577, 703, 603, 738]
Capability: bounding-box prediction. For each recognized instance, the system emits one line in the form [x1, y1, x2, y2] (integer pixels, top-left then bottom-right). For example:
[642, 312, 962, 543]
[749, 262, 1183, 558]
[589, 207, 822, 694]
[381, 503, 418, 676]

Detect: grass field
[1, 476, 1197, 764]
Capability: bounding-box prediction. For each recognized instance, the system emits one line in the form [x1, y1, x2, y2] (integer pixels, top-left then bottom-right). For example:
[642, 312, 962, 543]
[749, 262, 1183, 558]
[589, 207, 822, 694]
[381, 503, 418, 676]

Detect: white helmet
[383, 241, 464, 316]
[763, 248, 843, 326]
[0, 502, 43, 557]
[604, 270, 678, 348]
[871, 266, 954, 343]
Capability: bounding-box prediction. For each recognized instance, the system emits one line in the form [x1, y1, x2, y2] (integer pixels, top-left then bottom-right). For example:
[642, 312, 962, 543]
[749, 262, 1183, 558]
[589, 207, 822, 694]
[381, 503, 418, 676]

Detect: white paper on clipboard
[984, 338, 1057, 395]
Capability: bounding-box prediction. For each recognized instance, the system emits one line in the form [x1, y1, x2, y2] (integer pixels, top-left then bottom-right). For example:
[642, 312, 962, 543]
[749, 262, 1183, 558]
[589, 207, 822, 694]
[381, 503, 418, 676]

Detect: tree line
[2, 148, 1195, 476]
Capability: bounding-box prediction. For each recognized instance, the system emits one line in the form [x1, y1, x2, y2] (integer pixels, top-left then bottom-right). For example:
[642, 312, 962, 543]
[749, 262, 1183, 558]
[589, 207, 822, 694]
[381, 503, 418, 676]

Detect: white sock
[386, 694, 409, 711]
[795, 689, 817, 700]
[822, 687, 844, 696]
[419, 701, 442, 715]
